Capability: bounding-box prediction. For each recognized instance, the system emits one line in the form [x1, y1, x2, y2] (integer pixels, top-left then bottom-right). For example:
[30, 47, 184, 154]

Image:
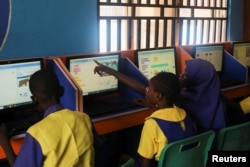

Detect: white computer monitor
[135, 47, 177, 80]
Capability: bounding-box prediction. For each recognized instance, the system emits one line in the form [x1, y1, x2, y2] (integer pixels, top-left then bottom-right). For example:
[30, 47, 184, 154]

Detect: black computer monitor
[192, 44, 224, 72]
[231, 42, 250, 67]
[0, 58, 44, 112]
[134, 47, 177, 80]
[66, 53, 120, 98]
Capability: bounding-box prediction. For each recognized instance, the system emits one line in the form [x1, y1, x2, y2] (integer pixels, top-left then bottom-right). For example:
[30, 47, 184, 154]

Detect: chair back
[120, 158, 135, 167]
[158, 130, 215, 167]
[215, 121, 250, 150]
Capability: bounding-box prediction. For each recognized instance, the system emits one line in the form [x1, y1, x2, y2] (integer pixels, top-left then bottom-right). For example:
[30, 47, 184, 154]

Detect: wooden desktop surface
[1, 84, 250, 159]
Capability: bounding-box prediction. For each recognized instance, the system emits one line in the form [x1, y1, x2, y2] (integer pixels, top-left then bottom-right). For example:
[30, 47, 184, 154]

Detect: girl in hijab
[176, 59, 226, 132]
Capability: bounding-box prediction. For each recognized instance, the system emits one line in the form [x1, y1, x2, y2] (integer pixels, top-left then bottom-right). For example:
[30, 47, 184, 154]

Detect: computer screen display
[66, 53, 119, 96]
[135, 47, 177, 80]
[193, 44, 224, 72]
[0, 58, 44, 111]
[232, 42, 250, 67]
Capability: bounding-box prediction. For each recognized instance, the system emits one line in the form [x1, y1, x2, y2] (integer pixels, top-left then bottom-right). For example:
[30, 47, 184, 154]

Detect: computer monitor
[232, 42, 250, 67]
[192, 44, 224, 72]
[66, 53, 119, 97]
[135, 47, 177, 80]
[0, 58, 44, 112]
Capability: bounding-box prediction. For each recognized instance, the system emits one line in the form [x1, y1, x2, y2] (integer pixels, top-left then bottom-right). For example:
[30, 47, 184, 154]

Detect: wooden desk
[222, 84, 250, 99]
[0, 137, 24, 159]
[92, 108, 154, 135]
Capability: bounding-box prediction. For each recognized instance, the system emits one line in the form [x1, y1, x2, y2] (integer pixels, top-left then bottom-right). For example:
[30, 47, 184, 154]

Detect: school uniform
[176, 59, 226, 132]
[137, 106, 195, 161]
[14, 104, 94, 167]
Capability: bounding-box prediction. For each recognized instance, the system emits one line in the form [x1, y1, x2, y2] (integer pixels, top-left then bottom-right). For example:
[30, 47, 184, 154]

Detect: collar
[44, 104, 65, 117]
[147, 106, 186, 122]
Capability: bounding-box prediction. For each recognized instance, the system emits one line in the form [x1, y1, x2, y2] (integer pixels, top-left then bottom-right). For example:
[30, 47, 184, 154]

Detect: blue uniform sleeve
[14, 133, 43, 167]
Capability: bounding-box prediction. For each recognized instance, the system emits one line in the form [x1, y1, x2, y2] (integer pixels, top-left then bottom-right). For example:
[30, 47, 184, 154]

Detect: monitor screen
[193, 44, 224, 72]
[135, 47, 177, 80]
[66, 53, 119, 96]
[232, 42, 250, 67]
[0, 58, 44, 111]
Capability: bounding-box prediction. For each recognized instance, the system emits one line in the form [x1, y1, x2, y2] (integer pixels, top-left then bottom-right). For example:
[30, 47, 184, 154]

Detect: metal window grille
[98, 0, 228, 52]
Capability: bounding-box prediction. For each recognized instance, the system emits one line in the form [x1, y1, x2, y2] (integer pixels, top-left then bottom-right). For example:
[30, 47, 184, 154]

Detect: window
[98, 0, 228, 52]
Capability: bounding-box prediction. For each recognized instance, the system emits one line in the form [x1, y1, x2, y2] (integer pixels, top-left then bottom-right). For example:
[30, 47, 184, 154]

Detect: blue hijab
[176, 59, 226, 132]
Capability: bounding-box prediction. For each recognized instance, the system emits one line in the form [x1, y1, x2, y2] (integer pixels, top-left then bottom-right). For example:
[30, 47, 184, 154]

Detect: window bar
[194, 0, 197, 7]
[179, 19, 183, 45]
[223, 20, 227, 41]
[164, 0, 168, 5]
[218, 19, 222, 42]
[200, 19, 204, 44]
[106, 19, 111, 51]
[179, 0, 183, 6]
[171, 19, 176, 46]
[207, 20, 211, 43]
[219, 19, 224, 42]
[137, 19, 141, 49]
[155, 19, 159, 48]
[193, 19, 198, 44]
[200, 19, 205, 43]
[163, 19, 168, 46]
[186, 19, 190, 44]
[127, 19, 132, 50]
[213, 19, 217, 43]
[201, 0, 204, 7]
[146, 19, 150, 48]
[117, 19, 121, 50]
[206, 19, 210, 43]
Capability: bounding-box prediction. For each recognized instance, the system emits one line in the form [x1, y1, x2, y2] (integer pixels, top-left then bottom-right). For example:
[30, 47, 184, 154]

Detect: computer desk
[221, 84, 250, 99]
[1, 84, 250, 159]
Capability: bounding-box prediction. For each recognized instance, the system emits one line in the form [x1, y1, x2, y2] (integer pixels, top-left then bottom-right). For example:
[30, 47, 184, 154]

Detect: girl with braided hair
[94, 62, 196, 167]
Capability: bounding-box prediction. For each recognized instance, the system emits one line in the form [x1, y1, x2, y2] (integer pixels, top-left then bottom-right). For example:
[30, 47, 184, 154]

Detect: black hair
[29, 69, 63, 100]
[150, 72, 181, 106]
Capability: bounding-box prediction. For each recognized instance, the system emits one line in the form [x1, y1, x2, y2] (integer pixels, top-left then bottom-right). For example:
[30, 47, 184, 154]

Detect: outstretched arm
[0, 124, 16, 167]
[94, 60, 147, 95]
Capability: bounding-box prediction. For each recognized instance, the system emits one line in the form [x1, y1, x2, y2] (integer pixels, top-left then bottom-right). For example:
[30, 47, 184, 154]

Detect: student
[136, 72, 196, 167]
[176, 59, 226, 132]
[94, 59, 249, 133]
[95, 64, 196, 166]
[0, 70, 94, 167]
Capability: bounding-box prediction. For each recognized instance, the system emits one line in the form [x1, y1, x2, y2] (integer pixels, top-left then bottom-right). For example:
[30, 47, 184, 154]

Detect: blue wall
[0, 0, 244, 60]
[0, 0, 98, 60]
[228, 0, 243, 41]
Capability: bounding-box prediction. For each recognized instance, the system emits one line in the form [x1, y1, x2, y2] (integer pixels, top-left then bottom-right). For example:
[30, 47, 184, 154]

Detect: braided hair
[150, 72, 181, 106]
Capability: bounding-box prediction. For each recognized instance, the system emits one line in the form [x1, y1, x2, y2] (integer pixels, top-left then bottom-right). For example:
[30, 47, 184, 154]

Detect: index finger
[94, 60, 101, 65]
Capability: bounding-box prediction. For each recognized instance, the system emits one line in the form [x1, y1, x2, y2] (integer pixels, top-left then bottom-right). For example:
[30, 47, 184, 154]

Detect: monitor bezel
[134, 46, 178, 78]
[231, 41, 250, 67]
[0, 57, 45, 113]
[192, 43, 225, 72]
[65, 52, 121, 99]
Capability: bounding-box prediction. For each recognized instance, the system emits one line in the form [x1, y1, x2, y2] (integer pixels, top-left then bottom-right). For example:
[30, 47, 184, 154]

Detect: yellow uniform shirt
[28, 109, 94, 167]
[137, 106, 187, 161]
